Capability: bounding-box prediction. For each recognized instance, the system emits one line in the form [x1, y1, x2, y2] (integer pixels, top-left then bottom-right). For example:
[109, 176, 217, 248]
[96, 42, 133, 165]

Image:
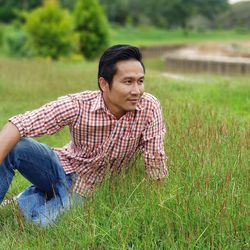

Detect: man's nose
[131, 83, 141, 95]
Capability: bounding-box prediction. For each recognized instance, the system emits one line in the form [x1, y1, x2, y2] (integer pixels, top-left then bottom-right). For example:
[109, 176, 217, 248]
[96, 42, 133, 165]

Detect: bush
[74, 0, 110, 60]
[4, 27, 31, 57]
[25, 1, 74, 59]
[1, 22, 32, 57]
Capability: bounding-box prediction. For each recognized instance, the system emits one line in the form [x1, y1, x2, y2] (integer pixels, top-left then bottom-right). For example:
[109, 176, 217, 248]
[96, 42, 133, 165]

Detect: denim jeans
[0, 138, 83, 226]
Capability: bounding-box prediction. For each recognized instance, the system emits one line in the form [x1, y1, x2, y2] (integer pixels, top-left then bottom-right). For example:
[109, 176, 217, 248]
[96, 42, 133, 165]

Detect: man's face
[100, 59, 145, 119]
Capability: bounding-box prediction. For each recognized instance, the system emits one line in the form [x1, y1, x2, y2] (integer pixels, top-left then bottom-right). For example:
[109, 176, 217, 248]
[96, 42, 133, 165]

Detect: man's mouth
[128, 99, 139, 104]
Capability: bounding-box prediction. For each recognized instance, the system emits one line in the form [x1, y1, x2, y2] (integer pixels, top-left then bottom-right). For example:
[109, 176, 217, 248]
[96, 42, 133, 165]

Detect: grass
[109, 26, 250, 46]
[0, 57, 249, 249]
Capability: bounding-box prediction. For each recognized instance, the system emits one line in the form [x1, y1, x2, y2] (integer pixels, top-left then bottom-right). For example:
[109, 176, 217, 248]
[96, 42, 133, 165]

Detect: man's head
[98, 44, 145, 119]
[98, 44, 145, 90]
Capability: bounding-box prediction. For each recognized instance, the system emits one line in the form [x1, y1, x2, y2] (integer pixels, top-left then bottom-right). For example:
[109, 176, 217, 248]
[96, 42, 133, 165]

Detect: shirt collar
[90, 92, 106, 112]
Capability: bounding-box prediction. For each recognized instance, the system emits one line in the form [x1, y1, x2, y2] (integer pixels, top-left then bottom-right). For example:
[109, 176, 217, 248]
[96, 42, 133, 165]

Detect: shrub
[25, 1, 74, 59]
[2, 22, 32, 57]
[74, 0, 110, 60]
[4, 27, 31, 57]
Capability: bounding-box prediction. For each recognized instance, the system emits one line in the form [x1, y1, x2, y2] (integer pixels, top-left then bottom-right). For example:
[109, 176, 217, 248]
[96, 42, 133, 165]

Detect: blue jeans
[0, 138, 83, 226]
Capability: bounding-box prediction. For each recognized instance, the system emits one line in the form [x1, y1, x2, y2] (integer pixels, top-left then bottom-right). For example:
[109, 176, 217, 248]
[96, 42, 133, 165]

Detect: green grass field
[0, 57, 249, 249]
[110, 26, 250, 46]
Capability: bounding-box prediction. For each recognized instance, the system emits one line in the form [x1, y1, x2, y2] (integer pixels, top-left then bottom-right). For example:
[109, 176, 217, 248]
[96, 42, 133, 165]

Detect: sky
[229, 0, 250, 4]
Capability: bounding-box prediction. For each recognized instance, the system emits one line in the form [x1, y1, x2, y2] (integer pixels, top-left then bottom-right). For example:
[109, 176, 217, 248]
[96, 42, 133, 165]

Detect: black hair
[98, 44, 145, 90]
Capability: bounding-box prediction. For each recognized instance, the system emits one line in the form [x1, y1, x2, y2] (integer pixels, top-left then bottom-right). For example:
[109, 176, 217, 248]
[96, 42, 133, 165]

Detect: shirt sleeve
[9, 95, 79, 138]
[142, 101, 168, 180]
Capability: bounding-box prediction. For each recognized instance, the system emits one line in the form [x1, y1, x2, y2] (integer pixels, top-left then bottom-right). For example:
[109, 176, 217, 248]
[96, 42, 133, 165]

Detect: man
[0, 44, 168, 226]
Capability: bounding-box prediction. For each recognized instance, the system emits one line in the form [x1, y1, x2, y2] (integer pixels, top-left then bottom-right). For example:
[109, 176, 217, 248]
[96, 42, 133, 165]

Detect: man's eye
[138, 79, 144, 85]
[124, 80, 132, 84]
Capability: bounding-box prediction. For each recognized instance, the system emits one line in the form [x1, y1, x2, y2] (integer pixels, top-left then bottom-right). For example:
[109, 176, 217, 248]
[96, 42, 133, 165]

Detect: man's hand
[0, 122, 20, 165]
[147, 177, 166, 190]
[155, 178, 166, 189]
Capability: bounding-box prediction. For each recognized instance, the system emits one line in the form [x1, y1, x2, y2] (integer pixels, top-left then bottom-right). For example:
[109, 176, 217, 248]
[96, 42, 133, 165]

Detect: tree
[144, 0, 195, 29]
[25, 0, 74, 59]
[60, 0, 77, 10]
[0, 0, 42, 23]
[194, 0, 229, 21]
[99, 0, 130, 25]
[99, 0, 229, 29]
[215, 1, 250, 29]
[74, 0, 109, 59]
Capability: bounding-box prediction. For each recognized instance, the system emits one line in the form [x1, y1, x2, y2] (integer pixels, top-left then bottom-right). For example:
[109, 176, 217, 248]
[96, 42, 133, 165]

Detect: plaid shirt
[10, 91, 168, 196]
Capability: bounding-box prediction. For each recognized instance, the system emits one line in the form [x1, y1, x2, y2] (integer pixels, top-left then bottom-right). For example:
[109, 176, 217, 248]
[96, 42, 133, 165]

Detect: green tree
[74, 0, 109, 59]
[25, 1, 74, 59]
[99, 0, 130, 25]
[60, 0, 77, 10]
[147, 0, 196, 29]
[0, 0, 42, 23]
[99, 0, 229, 29]
[216, 1, 250, 29]
[194, 0, 229, 21]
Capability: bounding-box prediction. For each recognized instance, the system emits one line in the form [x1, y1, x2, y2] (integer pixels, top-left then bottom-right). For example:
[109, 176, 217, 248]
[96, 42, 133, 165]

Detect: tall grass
[0, 58, 249, 249]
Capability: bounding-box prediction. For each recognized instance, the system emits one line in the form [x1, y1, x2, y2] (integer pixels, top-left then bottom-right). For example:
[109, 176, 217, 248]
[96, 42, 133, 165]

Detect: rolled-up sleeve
[142, 102, 168, 180]
[9, 95, 78, 138]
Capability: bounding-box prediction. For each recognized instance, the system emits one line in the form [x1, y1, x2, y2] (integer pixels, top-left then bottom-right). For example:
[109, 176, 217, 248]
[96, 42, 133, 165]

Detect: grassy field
[110, 26, 250, 46]
[0, 57, 249, 249]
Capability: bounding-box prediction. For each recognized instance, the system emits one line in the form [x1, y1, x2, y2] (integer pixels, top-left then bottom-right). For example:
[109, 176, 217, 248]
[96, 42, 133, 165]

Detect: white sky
[228, 0, 250, 4]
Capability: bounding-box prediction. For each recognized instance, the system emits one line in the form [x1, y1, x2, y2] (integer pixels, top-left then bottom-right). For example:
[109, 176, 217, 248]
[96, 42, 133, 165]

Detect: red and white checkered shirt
[10, 91, 168, 196]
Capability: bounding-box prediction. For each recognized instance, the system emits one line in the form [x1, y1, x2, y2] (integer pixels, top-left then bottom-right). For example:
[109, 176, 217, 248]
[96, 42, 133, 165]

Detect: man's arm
[0, 95, 79, 165]
[0, 122, 20, 165]
[142, 101, 168, 181]
[9, 94, 78, 138]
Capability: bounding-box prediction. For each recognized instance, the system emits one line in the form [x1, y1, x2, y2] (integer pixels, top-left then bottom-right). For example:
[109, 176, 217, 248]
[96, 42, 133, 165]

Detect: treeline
[0, 0, 229, 29]
[217, 1, 250, 30]
[1, 0, 249, 60]
[99, 0, 229, 29]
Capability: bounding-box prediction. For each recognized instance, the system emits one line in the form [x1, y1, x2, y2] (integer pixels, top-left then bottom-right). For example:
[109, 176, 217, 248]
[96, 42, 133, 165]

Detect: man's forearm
[0, 122, 21, 164]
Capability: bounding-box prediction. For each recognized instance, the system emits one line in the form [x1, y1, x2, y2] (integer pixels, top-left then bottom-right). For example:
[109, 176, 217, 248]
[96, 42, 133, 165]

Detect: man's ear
[99, 77, 109, 92]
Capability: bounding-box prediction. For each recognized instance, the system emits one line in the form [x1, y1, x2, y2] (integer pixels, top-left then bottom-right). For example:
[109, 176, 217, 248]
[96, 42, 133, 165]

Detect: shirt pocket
[117, 129, 142, 154]
[124, 126, 142, 140]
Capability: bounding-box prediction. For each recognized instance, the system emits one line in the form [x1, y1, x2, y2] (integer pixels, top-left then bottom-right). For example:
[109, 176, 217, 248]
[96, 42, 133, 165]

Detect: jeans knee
[10, 138, 34, 159]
